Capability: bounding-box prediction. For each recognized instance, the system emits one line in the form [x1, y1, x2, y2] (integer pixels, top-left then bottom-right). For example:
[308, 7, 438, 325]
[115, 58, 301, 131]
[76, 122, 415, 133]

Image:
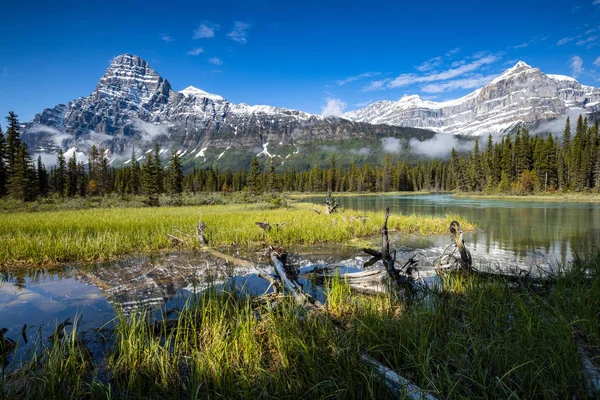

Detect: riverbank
[2, 252, 598, 399]
[0, 202, 474, 269]
[454, 192, 600, 202]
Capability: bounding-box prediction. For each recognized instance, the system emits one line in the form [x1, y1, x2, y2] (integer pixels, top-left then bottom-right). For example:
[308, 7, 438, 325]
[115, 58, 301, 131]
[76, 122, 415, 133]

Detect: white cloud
[350, 147, 370, 156]
[387, 54, 499, 89]
[513, 42, 529, 49]
[208, 57, 223, 65]
[321, 97, 347, 117]
[594, 0, 600, 5]
[557, 37, 574, 46]
[227, 21, 250, 43]
[161, 34, 174, 43]
[570, 55, 584, 77]
[187, 48, 204, 56]
[381, 137, 401, 154]
[336, 72, 381, 86]
[409, 132, 474, 158]
[193, 23, 219, 39]
[63, 147, 87, 162]
[131, 119, 168, 142]
[445, 48, 460, 56]
[27, 124, 74, 147]
[421, 74, 498, 93]
[363, 79, 390, 92]
[594, 56, 600, 67]
[416, 56, 443, 72]
[577, 35, 599, 46]
[89, 131, 113, 143]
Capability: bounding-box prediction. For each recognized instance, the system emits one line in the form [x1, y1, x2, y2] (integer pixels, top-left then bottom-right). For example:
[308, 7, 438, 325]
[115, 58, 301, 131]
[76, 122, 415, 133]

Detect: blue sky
[1, 0, 600, 122]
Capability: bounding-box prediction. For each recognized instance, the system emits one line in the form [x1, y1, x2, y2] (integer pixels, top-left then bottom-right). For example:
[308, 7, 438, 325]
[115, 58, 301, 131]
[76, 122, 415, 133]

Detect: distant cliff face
[344, 61, 600, 135]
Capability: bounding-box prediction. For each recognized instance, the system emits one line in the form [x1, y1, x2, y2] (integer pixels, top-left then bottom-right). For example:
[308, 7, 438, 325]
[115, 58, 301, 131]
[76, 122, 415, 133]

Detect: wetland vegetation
[1, 251, 599, 399]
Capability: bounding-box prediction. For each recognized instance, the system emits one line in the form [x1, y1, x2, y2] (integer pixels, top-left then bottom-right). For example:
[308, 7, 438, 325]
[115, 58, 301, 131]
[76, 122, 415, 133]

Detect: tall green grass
[0, 202, 474, 267]
[2, 252, 599, 399]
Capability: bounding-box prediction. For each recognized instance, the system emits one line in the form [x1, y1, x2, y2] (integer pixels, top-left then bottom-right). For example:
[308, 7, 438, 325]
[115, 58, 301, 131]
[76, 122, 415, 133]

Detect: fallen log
[268, 247, 315, 305]
[167, 233, 186, 246]
[363, 248, 383, 258]
[361, 353, 439, 400]
[256, 220, 272, 232]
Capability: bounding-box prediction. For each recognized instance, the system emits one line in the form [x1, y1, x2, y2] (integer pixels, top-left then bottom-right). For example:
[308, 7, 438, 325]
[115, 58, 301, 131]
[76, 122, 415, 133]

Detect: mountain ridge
[21, 55, 600, 170]
[344, 61, 600, 135]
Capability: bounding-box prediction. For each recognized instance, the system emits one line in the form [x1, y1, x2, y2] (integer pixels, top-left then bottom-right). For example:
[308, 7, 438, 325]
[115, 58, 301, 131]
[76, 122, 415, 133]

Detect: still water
[2, 194, 599, 365]
[307, 194, 600, 267]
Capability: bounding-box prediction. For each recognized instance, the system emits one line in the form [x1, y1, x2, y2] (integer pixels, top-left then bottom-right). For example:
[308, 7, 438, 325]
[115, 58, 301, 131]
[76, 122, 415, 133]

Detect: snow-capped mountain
[344, 61, 600, 135]
[23, 56, 600, 169]
[24, 54, 431, 168]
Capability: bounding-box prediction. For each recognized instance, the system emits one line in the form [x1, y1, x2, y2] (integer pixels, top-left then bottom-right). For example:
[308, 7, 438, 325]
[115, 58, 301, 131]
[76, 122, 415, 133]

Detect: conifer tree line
[1, 111, 599, 203]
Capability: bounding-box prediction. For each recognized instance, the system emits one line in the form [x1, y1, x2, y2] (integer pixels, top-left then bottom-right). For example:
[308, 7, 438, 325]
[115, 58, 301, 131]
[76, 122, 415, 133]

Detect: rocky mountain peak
[94, 54, 171, 103]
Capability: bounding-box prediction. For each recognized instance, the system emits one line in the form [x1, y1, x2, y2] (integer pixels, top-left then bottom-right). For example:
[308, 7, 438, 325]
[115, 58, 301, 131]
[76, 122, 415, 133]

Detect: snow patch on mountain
[179, 86, 225, 102]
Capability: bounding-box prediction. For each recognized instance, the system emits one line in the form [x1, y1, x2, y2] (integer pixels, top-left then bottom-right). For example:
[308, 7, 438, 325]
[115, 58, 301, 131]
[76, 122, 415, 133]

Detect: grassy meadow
[0, 200, 475, 268]
[2, 252, 598, 399]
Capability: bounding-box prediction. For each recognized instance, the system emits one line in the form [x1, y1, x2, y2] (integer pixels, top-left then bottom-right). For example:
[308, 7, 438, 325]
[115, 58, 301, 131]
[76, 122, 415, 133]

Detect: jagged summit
[512, 60, 532, 69]
[95, 54, 170, 104]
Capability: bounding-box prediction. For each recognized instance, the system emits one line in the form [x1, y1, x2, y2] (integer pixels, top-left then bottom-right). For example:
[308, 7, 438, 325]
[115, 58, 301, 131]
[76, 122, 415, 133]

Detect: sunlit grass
[0, 202, 475, 267]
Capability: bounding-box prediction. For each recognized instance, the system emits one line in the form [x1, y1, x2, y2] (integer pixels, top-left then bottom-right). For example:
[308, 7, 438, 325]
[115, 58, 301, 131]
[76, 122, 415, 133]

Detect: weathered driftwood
[48, 318, 72, 341]
[256, 220, 272, 232]
[268, 247, 316, 305]
[325, 191, 339, 215]
[261, 245, 433, 398]
[363, 248, 383, 258]
[167, 233, 186, 246]
[434, 221, 472, 272]
[449, 220, 472, 268]
[197, 221, 208, 245]
[434, 224, 555, 286]
[0, 328, 16, 356]
[380, 207, 417, 292]
[573, 331, 600, 397]
[342, 270, 386, 294]
[21, 324, 28, 344]
[360, 353, 439, 400]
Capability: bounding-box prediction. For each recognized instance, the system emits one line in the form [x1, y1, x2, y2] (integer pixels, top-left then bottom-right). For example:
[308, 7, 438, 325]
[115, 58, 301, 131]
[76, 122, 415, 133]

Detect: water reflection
[306, 194, 600, 265]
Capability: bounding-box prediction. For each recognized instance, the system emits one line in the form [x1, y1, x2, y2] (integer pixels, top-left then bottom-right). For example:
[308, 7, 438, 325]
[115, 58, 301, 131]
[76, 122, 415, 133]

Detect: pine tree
[5, 112, 21, 177]
[563, 117, 572, 187]
[66, 152, 79, 197]
[37, 156, 49, 197]
[167, 152, 183, 195]
[142, 152, 159, 206]
[129, 147, 141, 194]
[56, 148, 67, 197]
[267, 158, 277, 193]
[152, 144, 163, 194]
[7, 143, 34, 201]
[0, 126, 7, 197]
[247, 157, 261, 195]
